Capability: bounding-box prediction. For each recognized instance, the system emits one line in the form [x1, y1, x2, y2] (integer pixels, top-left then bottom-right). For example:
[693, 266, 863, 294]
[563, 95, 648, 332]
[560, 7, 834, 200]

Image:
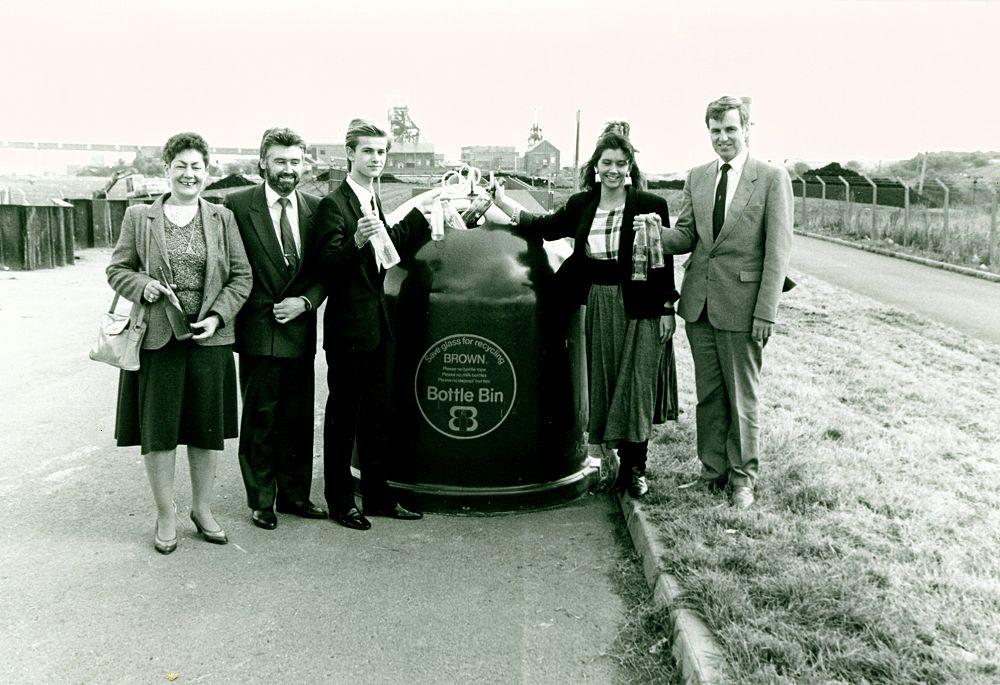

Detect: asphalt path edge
[617, 492, 727, 685]
[794, 229, 1000, 283]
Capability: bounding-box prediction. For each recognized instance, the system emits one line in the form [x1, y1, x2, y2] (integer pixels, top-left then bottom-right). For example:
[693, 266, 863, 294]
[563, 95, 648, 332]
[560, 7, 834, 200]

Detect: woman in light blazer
[107, 132, 252, 554]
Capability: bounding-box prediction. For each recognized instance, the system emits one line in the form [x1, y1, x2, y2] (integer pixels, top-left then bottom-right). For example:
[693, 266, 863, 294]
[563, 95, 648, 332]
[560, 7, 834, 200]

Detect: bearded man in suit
[647, 96, 793, 509]
[226, 127, 327, 530]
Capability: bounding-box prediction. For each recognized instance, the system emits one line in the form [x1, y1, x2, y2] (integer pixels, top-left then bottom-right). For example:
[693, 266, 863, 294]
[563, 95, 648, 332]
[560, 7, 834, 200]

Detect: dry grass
[795, 197, 999, 272]
[643, 272, 1000, 684]
[0, 174, 130, 203]
[549, 188, 685, 213]
[606, 539, 681, 684]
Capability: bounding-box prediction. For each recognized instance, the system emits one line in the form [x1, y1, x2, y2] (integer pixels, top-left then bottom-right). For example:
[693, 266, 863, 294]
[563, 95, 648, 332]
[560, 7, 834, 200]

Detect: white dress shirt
[345, 174, 386, 270]
[346, 174, 379, 216]
[264, 182, 301, 263]
[714, 145, 749, 216]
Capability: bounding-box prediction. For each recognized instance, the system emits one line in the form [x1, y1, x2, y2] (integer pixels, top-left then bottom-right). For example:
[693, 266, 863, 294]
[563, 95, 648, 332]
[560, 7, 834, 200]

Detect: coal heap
[803, 163, 865, 181]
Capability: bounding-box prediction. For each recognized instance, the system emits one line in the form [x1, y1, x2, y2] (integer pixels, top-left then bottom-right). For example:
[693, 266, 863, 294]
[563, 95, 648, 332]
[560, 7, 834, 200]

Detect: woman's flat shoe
[153, 521, 177, 555]
[190, 511, 228, 545]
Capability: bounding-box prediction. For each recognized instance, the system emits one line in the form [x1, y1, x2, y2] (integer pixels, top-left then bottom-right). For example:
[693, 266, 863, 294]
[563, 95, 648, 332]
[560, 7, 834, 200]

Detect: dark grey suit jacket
[225, 184, 326, 358]
[312, 181, 429, 352]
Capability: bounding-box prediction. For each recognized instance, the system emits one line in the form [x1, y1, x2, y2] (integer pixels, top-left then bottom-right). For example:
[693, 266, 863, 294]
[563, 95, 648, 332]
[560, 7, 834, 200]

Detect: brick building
[523, 140, 560, 178]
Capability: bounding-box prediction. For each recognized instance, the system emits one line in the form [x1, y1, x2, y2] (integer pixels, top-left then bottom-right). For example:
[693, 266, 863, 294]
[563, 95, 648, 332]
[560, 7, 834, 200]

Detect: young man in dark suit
[313, 119, 438, 530]
[226, 127, 328, 530]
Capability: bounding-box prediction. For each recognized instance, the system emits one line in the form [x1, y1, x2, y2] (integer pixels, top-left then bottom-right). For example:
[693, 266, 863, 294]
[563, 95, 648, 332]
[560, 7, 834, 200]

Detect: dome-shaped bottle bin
[365, 194, 599, 512]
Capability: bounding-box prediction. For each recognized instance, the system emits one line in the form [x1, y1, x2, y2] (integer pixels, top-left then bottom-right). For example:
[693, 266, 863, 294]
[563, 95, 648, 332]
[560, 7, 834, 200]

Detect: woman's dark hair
[162, 132, 210, 167]
[579, 121, 643, 192]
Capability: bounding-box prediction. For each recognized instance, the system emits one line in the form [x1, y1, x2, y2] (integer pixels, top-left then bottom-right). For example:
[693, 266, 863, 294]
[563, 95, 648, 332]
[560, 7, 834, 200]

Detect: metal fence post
[896, 176, 909, 244]
[934, 179, 950, 256]
[838, 176, 850, 231]
[990, 185, 998, 270]
[798, 176, 807, 228]
[863, 173, 877, 239]
[817, 176, 826, 228]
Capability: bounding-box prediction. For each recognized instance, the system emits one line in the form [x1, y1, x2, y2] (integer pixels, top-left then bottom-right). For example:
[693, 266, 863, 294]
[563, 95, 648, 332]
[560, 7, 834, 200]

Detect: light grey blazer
[661, 156, 793, 331]
[106, 195, 252, 349]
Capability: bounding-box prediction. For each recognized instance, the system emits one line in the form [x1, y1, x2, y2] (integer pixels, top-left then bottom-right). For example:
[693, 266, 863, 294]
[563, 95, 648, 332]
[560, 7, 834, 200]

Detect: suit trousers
[323, 336, 395, 514]
[684, 314, 763, 488]
[237, 354, 316, 510]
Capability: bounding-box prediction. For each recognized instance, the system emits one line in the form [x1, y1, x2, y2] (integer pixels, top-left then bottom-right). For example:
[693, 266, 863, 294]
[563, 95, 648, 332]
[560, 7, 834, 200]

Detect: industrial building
[460, 146, 518, 172]
[522, 140, 561, 178]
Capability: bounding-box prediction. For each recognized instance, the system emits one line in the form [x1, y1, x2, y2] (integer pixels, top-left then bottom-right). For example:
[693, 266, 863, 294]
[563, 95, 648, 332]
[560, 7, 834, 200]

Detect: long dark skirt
[655, 341, 679, 424]
[115, 338, 238, 454]
[585, 285, 677, 446]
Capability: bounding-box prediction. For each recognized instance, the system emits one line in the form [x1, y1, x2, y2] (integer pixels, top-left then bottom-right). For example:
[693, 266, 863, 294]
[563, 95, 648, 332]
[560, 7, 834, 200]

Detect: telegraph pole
[574, 109, 581, 191]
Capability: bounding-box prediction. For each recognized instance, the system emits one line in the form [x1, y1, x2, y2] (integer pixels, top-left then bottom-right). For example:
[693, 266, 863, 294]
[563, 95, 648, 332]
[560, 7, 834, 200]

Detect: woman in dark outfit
[492, 123, 678, 497]
[108, 132, 252, 553]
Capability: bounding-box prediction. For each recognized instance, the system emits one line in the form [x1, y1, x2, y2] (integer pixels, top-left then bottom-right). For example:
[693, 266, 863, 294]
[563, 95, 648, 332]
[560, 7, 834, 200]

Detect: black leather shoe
[628, 468, 649, 498]
[276, 500, 328, 519]
[331, 507, 371, 531]
[251, 508, 278, 530]
[366, 503, 423, 520]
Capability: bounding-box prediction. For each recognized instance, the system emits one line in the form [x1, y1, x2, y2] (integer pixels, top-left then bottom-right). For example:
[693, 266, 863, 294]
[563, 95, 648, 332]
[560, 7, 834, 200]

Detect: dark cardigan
[517, 187, 678, 319]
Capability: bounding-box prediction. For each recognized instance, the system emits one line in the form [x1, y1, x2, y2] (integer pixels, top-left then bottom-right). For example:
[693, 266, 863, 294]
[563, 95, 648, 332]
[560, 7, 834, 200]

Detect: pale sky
[1, 0, 996, 172]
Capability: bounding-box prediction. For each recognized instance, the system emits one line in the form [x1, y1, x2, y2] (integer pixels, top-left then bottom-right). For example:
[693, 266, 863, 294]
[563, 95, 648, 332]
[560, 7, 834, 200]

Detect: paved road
[0, 251, 629, 684]
[790, 234, 1000, 345]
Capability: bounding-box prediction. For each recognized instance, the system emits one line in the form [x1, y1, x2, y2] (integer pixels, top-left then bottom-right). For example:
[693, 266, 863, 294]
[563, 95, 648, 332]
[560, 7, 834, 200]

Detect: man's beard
[267, 169, 299, 194]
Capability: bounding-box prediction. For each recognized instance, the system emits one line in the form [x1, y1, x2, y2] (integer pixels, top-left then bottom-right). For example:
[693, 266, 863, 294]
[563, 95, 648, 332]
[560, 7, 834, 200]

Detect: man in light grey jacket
[649, 96, 793, 508]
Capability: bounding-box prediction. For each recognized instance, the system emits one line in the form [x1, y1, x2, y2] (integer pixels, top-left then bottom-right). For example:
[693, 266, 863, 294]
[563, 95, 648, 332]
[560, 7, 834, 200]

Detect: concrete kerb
[795, 229, 1000, 284]
[617, 492, 727, 685]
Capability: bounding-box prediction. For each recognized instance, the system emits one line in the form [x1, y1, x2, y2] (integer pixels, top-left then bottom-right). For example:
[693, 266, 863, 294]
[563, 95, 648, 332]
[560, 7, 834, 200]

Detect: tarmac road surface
[0, 250, 631, 684]
[789, 234, 1000, 345]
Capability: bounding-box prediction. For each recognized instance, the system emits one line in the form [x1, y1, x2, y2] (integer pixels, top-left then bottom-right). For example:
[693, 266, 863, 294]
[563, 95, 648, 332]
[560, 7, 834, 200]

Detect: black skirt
[115, 338, 238, 453]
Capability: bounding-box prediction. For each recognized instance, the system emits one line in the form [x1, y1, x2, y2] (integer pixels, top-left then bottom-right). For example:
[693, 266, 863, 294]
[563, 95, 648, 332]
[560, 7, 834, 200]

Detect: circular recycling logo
[414, 334, 517, 440]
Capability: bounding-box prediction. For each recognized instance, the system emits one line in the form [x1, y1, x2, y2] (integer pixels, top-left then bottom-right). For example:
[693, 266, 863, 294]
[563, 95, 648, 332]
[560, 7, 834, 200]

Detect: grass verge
[644, 272, 1000, 684]
[793, 197, 998, 273]
[607, 509, 680, 684]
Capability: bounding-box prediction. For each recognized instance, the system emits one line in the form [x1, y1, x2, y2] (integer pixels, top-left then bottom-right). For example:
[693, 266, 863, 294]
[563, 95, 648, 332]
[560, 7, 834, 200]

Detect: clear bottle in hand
[430, 196, 445, 241]
[461, 192, 493, 228]
[632, 223, 648, 281]
[366, 206, 401, 269]
[645, 214, 665, 269]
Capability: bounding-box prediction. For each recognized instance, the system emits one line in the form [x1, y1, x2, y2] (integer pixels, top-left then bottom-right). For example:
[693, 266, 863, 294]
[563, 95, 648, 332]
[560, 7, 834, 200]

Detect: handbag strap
[107, 211, 154, 315]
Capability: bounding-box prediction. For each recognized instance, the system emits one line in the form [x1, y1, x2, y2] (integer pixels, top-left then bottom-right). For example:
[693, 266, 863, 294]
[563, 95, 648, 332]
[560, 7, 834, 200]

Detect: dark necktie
[277, 197, 299, 272]
[712, 162, 732, 241]
[369, 194, 382, 272]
